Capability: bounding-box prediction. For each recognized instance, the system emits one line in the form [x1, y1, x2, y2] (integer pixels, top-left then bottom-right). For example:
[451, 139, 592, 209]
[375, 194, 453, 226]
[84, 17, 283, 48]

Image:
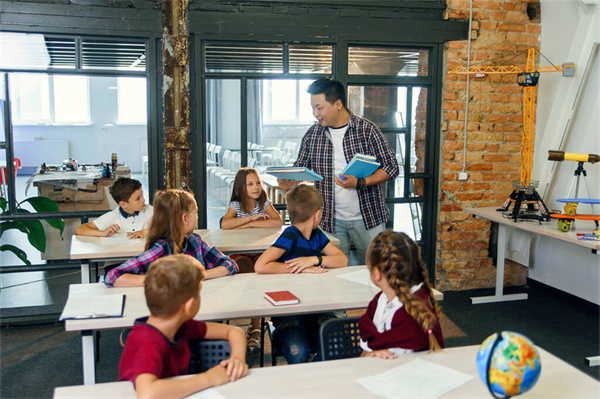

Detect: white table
[65, 266, 427, 385]
[53, 345, 600, 399]
[466, 207, 600, 305]
[70, 227, 340, 283]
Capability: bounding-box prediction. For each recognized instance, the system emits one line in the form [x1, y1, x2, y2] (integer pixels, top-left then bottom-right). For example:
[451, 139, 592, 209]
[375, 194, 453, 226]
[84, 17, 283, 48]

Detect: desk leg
[471, 223, 528, 304]
[82, 330, 96, 385]
[81, 261, 90, 284]
[586, 356, 600, 367]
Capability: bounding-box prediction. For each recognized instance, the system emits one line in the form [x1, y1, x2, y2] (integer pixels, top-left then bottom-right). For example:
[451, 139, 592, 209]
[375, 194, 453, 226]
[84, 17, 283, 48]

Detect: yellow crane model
[450, 48, 574, 221]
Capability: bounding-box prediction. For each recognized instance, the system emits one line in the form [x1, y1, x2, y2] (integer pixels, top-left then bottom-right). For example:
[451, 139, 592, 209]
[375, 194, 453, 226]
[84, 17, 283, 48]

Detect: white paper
[337, 268, 376, 287]
[186, 388, 225, 399]
[60, 294, 125, 320]
[357, 358, 474, 398]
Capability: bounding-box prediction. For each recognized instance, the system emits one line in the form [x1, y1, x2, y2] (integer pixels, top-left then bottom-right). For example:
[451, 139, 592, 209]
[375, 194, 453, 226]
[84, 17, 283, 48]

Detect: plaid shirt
[105, 233, 238, 287]
[294, 112, 399, 233]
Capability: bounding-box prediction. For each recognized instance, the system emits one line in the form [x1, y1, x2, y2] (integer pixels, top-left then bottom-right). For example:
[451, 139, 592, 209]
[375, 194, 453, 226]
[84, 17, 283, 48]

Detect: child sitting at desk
[119, 254, 248, 399]
[221, 167, 283, 349]
[359, 230, 444, 358]
[75, 177, 153, 239]
[255, 184, 348, 364]
[105, 189, 238, 287]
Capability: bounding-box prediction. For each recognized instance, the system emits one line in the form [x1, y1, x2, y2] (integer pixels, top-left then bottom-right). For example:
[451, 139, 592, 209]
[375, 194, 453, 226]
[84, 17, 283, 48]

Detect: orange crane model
[450, 48, 574, 221]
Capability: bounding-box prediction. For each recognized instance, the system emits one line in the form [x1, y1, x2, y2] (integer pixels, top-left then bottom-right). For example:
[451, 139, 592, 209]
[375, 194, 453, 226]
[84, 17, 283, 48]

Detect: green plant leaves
[18, 197, 65, 237]
[0, 244, 31, 266]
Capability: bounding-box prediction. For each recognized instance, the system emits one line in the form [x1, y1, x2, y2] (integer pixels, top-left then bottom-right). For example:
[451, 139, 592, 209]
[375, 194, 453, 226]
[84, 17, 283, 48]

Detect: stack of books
[340, 153, 380, 178]
[265, 167, 323, 181]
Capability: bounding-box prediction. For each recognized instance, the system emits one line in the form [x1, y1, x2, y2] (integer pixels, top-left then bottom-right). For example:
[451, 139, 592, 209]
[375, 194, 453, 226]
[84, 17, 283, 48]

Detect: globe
[476, 331, 542, 398]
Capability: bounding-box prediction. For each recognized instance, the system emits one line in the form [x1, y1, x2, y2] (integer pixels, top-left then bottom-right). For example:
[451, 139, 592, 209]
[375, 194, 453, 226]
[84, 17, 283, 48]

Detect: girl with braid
[359, 230, 444, 358]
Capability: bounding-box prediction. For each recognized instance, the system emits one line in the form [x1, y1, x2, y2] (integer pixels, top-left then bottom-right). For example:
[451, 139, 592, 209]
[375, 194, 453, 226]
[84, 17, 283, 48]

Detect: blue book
[340, 153, 380, 179]
[265, 167, 323, 181]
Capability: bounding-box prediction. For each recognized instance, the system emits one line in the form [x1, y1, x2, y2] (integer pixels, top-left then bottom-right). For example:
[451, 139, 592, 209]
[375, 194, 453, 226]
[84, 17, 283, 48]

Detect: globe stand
[485, 333, 512, 399]
[497, 181, 550, 223]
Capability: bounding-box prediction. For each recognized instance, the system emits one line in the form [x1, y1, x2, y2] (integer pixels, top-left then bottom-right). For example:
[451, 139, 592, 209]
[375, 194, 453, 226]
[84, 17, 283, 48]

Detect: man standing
[278, 77, 399, 265]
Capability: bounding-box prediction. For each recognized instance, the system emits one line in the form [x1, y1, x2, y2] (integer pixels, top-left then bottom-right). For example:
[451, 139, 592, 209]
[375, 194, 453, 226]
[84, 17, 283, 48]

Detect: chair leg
[259, 317, 265, 367]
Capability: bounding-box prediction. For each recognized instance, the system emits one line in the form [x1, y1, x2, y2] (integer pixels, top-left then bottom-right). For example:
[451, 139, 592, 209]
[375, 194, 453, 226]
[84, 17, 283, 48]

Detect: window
[9, 73, 90, 125]
[262, 79, 313, 124]
[117, 77, 147, 124]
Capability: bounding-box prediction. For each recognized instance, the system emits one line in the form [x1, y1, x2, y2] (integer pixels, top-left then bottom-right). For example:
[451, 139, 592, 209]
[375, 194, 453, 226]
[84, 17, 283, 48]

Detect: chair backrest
[319, 317, 362, 361]
[188, 339, 231, 374]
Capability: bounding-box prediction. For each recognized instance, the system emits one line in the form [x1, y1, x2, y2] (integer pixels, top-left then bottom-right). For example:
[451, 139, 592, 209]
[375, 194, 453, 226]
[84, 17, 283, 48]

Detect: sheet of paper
[337, 268, 376, 287]
[357, 358, 473, 398]
[186, 388, 225, 399]
[60, 294, 125, 320]
[99, 236, 143, 245]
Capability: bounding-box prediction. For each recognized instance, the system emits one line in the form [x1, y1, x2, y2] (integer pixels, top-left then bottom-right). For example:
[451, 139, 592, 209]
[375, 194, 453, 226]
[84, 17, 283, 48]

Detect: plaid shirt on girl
[105, 233, 238, 286]
[294, 112, 399, 233]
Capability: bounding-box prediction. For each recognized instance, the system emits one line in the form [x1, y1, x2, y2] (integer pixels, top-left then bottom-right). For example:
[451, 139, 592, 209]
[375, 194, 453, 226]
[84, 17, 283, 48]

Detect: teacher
[278, 77, 399, 265]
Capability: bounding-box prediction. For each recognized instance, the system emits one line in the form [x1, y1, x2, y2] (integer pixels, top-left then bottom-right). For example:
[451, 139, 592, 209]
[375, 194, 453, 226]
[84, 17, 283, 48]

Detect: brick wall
[437, 0, 541, 290]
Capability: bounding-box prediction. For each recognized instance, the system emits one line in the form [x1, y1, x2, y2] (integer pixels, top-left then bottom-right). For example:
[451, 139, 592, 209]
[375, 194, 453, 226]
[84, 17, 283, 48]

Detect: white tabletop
[466, 207, 600, 252]
[53, 344, 600, 398]
[64, 267, 390, 332]
[70, 226, 340, 260]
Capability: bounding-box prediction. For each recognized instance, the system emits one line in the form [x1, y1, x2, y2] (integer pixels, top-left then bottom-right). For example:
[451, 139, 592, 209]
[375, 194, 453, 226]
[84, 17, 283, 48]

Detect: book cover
[264, 290, 300, 306]
[60, 294, 126, 320]
[265, 167, 323, 181]
[341, 153, 380, 179]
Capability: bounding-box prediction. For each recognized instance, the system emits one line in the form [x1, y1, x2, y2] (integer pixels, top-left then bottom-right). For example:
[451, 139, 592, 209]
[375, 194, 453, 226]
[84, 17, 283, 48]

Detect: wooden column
[162, 0, 191, 190]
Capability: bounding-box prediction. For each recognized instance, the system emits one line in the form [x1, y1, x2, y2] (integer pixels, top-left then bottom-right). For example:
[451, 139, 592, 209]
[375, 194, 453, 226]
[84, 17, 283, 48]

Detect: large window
[9, 73, 90, 125]
[262, 80, 313, 125]
[117, 77, 147, 124]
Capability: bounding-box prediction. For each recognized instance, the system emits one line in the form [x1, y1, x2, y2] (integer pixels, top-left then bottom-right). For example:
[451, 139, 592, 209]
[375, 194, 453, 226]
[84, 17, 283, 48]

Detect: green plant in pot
[0, 196, 65, 265]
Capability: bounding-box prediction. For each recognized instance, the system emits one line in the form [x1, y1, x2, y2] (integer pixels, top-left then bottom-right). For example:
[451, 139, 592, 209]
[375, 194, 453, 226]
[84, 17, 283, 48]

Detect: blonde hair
[146, 189, 196, 251]
[286, 184, 322, 224]
[367, 230, 443, 351]
[144, 254, 206, 318]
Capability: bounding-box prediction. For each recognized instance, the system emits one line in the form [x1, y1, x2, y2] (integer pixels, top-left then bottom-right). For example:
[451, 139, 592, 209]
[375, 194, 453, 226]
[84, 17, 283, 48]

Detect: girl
[221, 167, 283, 349]
[105, 189, 238, 287]
[359, 230, 444, 358]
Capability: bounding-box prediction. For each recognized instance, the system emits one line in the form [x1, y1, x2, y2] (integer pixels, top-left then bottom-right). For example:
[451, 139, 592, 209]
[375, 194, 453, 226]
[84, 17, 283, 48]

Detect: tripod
[564, 161, 596, 214]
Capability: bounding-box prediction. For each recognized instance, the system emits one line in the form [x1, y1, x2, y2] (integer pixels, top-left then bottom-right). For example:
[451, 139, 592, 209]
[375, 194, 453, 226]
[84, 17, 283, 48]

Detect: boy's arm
[126, 229, 148, 239]
[134, 370, 229, 399]
[283, 242, 347, 274]
[204, 322, 248, 381]
[320, 242, 349, 268]
[254, 247, 290, 274]
[75, 221, 120, 237]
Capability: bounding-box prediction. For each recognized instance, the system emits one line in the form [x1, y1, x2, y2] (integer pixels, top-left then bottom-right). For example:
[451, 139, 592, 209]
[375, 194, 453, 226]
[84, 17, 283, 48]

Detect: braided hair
[367, 230, 443, 351]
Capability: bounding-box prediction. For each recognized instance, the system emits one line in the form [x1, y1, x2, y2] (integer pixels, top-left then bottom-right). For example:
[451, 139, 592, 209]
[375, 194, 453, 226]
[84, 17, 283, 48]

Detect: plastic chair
[188, 339, 231, 374]
[319, 317, 362, 361]
[0, 158, 21, 197]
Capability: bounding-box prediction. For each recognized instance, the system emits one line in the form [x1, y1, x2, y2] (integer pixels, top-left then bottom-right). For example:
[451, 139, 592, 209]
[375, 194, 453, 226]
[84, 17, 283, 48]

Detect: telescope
[548, 150, 599, 164]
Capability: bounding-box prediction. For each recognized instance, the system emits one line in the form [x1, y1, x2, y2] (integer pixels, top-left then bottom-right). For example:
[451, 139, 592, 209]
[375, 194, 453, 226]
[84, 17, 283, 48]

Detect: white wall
[530, 0, 600, 304]
[12, 76, 148, 173]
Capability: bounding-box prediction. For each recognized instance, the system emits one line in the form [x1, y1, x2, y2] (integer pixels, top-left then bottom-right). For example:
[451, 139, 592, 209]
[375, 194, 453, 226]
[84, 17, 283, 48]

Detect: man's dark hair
[307, 77, 346, 108]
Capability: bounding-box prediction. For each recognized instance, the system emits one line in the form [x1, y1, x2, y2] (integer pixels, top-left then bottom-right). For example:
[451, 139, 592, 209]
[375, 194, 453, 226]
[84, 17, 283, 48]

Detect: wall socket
[458, 172, 468, 181]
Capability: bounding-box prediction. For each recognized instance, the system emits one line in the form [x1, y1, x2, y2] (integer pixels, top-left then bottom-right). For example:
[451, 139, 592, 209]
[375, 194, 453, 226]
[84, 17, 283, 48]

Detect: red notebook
[264, 290, 300, 306]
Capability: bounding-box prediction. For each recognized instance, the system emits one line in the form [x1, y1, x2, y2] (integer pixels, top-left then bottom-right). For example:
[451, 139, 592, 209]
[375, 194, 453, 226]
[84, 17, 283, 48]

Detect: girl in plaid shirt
[105, 189, 238, 287]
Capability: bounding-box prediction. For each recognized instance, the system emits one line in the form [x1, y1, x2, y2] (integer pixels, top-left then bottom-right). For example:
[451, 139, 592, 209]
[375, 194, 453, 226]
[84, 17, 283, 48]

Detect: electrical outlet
[458, 172, 468, 181]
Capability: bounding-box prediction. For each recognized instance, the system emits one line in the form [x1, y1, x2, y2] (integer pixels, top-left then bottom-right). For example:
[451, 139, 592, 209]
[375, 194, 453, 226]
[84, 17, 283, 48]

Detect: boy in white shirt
[76, 177, 153, 239]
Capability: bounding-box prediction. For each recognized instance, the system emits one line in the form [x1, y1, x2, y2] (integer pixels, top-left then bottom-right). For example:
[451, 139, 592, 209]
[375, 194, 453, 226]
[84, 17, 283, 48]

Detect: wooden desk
[70, 227, 341, 283]
[53, 345, 600, 398]
[65, 266, 401, 385]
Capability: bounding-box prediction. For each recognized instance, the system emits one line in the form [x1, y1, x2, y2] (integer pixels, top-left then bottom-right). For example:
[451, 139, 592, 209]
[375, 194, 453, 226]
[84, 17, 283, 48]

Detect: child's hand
[300, 266, 328, 274]
[126, 231, 145, 239]
[102, 224, 120, 237]
[204, 365, 230, 387]
[365, 349, 397, 359]
[220, 357, 248, 382]
[285, 257, 318, 273]
[253, 214, 270, 221]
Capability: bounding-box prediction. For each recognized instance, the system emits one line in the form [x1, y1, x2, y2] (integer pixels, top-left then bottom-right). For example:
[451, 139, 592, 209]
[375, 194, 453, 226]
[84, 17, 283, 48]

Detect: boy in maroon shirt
[118, 254, 247, 399]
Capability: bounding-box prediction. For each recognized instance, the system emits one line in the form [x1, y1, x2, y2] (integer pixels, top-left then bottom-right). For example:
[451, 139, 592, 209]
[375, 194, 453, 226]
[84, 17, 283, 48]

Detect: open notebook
[60, 294, 126, 320]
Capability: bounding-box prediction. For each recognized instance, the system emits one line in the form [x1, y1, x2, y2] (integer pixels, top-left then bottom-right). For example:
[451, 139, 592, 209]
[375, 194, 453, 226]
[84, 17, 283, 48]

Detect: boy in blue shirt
[255, 184, 348, 363]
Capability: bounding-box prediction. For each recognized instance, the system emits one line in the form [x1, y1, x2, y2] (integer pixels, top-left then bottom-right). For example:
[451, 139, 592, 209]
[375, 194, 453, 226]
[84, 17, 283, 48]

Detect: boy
[119, 254, 248, 399]
[254, 184, 348, 363]
[75, 177, 152, 239]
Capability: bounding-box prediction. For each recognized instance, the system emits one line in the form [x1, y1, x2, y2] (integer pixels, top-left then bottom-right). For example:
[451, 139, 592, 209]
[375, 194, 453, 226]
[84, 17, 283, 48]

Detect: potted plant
[0, 196, 65, 265]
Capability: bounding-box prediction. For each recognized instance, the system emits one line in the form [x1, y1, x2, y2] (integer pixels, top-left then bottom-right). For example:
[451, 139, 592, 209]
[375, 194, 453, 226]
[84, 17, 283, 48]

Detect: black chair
[188, 339, 231, 373]
[319, 316, 362, 361]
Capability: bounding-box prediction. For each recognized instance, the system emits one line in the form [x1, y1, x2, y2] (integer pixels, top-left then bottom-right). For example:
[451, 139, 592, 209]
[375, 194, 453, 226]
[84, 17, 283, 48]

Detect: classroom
[0, 0, 598, 398]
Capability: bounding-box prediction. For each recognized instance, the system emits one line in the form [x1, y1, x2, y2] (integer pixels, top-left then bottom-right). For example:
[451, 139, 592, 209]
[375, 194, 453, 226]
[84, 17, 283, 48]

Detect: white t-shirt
[92, 205, 154, 233]
[330, 125, 361, 221]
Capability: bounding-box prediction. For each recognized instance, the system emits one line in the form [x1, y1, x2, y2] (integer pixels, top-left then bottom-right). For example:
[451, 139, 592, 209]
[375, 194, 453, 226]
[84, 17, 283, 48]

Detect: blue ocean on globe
[476, 331, 542, 397]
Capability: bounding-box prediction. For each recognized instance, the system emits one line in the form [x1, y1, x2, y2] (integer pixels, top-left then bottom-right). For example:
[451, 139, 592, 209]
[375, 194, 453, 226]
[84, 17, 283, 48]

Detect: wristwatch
[316, 254, 323, 267]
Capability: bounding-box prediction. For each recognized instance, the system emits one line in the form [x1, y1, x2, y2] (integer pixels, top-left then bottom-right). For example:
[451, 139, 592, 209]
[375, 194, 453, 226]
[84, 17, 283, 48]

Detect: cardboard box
[34, 178, 114, 211]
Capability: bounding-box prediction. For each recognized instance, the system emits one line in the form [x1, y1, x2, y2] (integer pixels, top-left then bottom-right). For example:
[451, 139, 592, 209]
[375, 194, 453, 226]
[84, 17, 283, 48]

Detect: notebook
[340, 153, 380, 179]
[60, 294, 126, 320]
[265, 167, 323, 181]
[264, 290, 300, 306]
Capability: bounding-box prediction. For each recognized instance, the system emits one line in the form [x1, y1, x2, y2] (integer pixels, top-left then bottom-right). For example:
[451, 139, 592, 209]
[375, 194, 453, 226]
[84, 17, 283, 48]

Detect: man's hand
[335, 174, 358, 189]
[277, 178, 298, 191]
[285, 256, 318, 274]
[102, 224, 120, 237]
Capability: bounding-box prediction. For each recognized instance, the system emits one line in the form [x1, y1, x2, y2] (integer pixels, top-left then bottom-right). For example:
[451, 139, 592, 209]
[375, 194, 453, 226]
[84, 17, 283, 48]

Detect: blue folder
[265, 167, 323, 181]
[340, 153, 380, 179]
